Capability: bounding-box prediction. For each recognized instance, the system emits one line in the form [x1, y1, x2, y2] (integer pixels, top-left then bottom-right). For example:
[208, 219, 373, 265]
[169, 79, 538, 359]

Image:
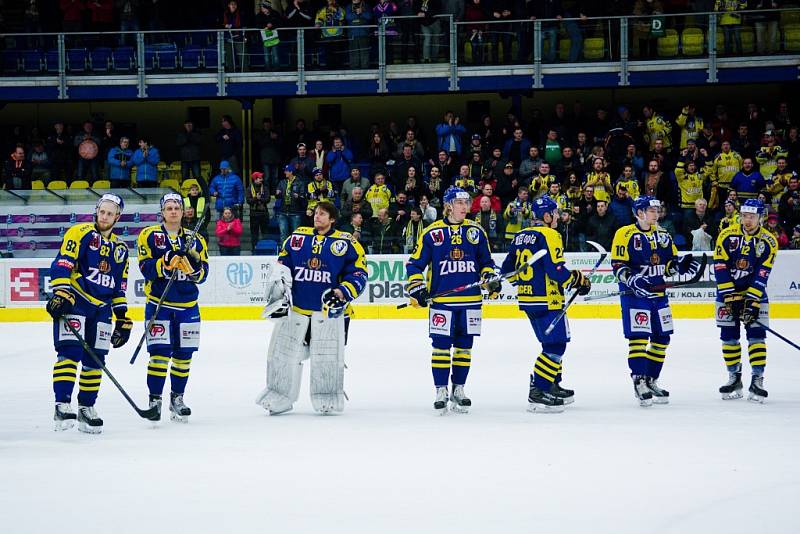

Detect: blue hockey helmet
[443, 186, 470, 205]
[96, 193, 124, 213]
[631, 195, 661, 215]
[531, 195, 558, 219]
[740, 198, 766, 216]
[160, 192, 183, 211]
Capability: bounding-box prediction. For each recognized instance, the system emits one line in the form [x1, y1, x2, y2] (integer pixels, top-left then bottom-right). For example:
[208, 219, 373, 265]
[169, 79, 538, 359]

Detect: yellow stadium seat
[130, 167, 137, 187]
[200, 161, 212, 177]
[156, 161, 169, 183]
[31, 180, 45, 190]
[69, 180, 90, 189]
[657, 29, 679, 57]
[741, 26, 755, 54]
[160, 179, 180, 192]
[48, 180, 67, 190]
[181, 178, 201, 196]
[559, 38, 571, 61]
[583, 37, 605, 60]
[92, 180, 111, 189]
[168, 161, 183, 180]
[784, 25, 800, 51]
[681, 28, 705, 56]
[781, 10, 800, 27]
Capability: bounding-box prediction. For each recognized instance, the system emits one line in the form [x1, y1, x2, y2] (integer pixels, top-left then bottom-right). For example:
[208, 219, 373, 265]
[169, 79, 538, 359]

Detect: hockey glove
[667, 255, 702, 277]
[741, 299, 761, 327]
[625, 273, 657, 299]
[722, 292, 744, 315]
[565, 270, 591, 295]
[322, 288, 347, 319]
[46, 288, 75, 319]
[111, 316, 134, 348]
[163, 249, 193, 275]
[406, 280, 429, 308]
[481, 272, 502, 300]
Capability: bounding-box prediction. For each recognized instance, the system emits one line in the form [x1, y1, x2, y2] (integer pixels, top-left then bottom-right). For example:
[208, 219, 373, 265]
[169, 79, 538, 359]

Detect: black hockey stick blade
[61, 318, 159, 420]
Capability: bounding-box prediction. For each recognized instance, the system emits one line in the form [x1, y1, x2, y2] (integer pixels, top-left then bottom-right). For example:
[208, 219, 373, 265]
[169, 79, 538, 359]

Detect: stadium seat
[21, 51, 42, 73]
[48, 180, 67, 190]
[130, 167, 137, 186]
[69, 180, 90, 189]
[583, 37, 605, 60]
[254, 239, 279, 255]
[681, 28, 705, 56]
[92, 180, 111, 189]
[113, 46, 136, 71]
[2, 50, 20, 74]
[657, 30, 679, 57]
[144, 46, 158, 70]
[66, 48, 88, 72]
[559, 39, 571, 62]
[741, 26, 755, 54]
[203, 47, 219, 69]
[90, 47, 113, 72]
[160, 179, 180, 192]
[44, 49, 60, 73]
[781, 10, 800, 27]
[157, 161, 169, 182]
[181, 45, 203, 70]
[168, 161, 183, 180]
[156, 44, 178, 70]
[200, 161, 212, 177]
[181, 178, 201, 196]
[784, 25, 800, 52]
[31, 180, 45, 190]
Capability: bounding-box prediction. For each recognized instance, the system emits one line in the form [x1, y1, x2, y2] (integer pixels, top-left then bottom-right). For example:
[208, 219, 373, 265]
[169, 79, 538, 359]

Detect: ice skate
[255, 388, 294, 415]
[170, 393, 191, 423]
[77, 405, 103, 434]
[719, 372, 743, 400]
[53, 402, 76, 431]
[148, 395, 162, 422]
[433, 386, 449, 415]
[527, 386, 565, 413]
[748, 375, 768, 403]
[645, 377, 670, 405]
[450, 384, 471, 414]
[552, 382, 575, 405]
[632, 375, 653, 407]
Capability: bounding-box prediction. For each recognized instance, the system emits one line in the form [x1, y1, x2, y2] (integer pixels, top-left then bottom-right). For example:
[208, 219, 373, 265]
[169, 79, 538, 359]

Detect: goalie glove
[322, 288, 347, 319]
[481, 271, 502, 300]
[261, 262, 293, 319]
[46, 288, 75, 319]
[741, 299, 761, 327]
[406, 280, 429, 308]
[565, 269, 591, 295]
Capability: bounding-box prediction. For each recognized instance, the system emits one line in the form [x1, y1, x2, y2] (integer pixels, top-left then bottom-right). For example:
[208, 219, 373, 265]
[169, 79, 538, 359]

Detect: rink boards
[1, 252, 799, 321]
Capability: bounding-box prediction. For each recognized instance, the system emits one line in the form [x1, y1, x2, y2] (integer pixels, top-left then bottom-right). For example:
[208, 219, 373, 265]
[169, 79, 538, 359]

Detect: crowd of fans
[3, 98, 799, 254]
[2, 1, 796, 70]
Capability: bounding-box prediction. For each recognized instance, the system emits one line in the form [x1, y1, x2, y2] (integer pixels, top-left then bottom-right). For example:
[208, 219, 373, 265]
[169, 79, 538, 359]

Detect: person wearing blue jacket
[325, 136, 354, 188]
[729, 157, 766, 201]
[131, 137, 160, 187]
[209, 160, 245, 216]
[436, 110, 466, 156]
[106, 137, 134, 188]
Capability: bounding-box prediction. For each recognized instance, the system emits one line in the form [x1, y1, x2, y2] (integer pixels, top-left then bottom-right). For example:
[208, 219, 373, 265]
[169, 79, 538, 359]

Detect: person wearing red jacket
[60, 0, 85, 33]
[470, 182, 501, 213]
[215, 207, 244, 256]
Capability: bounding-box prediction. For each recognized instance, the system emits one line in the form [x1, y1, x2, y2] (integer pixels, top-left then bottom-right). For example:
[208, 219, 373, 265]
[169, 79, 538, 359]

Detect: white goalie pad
[255, 311, 309, 415]
[261, 262, 293, 319]
[309, 311, 346, 414]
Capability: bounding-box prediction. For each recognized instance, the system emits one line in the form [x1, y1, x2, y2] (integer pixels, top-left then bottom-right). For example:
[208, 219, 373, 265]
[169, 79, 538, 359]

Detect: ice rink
[2, 317, 799, 534]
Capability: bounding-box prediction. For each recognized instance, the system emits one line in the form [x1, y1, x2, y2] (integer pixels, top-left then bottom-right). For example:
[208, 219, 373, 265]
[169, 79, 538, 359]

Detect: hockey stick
[396, 249, 548, 310]
[544, 240, 607, 335]
[61, 318, 159, 420]
[129, 213, 206, 365]
[754, 321, 800, 352]
[582, 253, 708, 301]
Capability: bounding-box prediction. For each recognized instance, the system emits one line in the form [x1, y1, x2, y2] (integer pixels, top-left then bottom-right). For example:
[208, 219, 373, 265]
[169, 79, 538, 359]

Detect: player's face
[95, 202, 120, 232]
[639, 206, 659, 226]
[314, 207, 334, 232]
[162, 202, 183, 225]
[449, 198, 469, 223]
[741, 212, 760, 232]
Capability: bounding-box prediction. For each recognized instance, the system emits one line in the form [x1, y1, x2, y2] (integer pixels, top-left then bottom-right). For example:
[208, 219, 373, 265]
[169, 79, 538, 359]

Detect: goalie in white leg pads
[257, 202, 367, 415]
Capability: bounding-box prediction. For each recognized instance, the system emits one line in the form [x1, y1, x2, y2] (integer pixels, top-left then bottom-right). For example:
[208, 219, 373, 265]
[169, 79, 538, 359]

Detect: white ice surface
[2, 318, 799, 534]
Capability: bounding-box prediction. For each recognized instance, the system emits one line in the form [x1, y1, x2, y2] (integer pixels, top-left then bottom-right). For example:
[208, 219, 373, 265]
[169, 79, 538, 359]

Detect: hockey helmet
[96, 193, 124, 213]
[631, 195, 661, 215]
[740, 198, 766, 216]
[160, 192, 184, 211]
[443, 186, 470, 205]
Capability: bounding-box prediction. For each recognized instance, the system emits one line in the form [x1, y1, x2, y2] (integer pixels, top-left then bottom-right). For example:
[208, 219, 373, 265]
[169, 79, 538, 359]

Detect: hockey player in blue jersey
[48, 193, 132, 433]
[405, 186, 500, 414]
[137, 193, 209, 422]
[713, 199, 777, 402]
[256, 201, 367, 415]
[610, 196, 703, 407]
[501, 196, 591, 413]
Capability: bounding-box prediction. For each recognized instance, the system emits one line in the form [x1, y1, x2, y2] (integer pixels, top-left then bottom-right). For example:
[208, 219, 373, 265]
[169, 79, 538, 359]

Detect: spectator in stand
[765, 212, 789, 249]
[750, 0, 781, 55]
[223, 0, 249, 72]
[463, 0, 488, 65]
[3, 145, 32, 190]
[778, 175, 800, 230]
[730, 157, 766, 200]
[646, 138, 672, 172]
[325, 136, 354, 191]
[288, 118, 313, 153]
[393, 144, 423, 190]
[247, 171, 271, 253]
[418, 0, 441, 63]
[396, 129, 425, 161]
[370, 208, 400, 253]
[339, 211, 370, 245]
[756, 130, 788, 180]
[345, 0, 373, 69]
[586, 199, 617, 250]
[255, 2, 283, 70]
[641, 159, 672, 205]
[60, 0, 85, 33]
[697, 124, 721, 157]
[403, 167, 430, 203]
[790, 224, 800, 250]
[366, 172, 394, 219]
[684, 198, 715, 250]
[632, 1, 666, 58]
[183, 182, 211, 240]
[767, 156, 795, 206]
[675, 104, 704, 150]
[717, 199, 740, 232]
[176, 120, 203, 181]
[275, 165, 306, 241]
[471, 182, 501, 213]
[305, 167, 335, 219]
[367, 132, 390, 174]
[106, 136, 133, 188]
[341, 167, 370, 204]
[289, 142, 313, 182]
[658, 203, 678, 238]
[584, 156, 613, 203]
[610, 184, 634, 227]
[554, 146, 581, 181]
[74, 121, 101, 183]
[436, 111, 466, 157]
[429, 149, 458, 184]
[389, 190, 412, 226]
[341, 186, 373, 221]
[564, 171, 582, 206]
[401, 207, 426, 253]
[425, 165, 447, 208]
[542, 129, 562, 166]
[216, 207, 243, 256]
[502, 186, 532, 242]
[118, 0, 140, 46]
[731, 123, 756, 159]
[311, 139, 327, 170]
[315, 0, 346, 68]
[216, 115, 242, 174]
[502, 127, 532, 169]
[556, 209, 579, 252]
[712, 140, 743, 198]
[716, 0, 746, 55]
[131, 137, 160, 187]
[46, 122, 72, 182]
[209, 160, 244, 217]
[573, 184, 597, 247]
[419, 194, 438, 224]
[675, 159, 713, 220]
[615, 163, 641, 200]
[88, 0, 114, 44]
[470, 195, 501, 250]
[98, 121, 117, 176]
[29, 140, 51, 184]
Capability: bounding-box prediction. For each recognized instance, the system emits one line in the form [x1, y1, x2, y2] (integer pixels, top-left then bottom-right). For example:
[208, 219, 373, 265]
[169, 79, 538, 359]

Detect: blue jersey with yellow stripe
[405, 218, 495, 309]
[137, 224, 209, 309]
[50, 223, 129, 315]
[611, 223, 678, 296]
[278, 226, 367, 315]
[713, 223, 777, 303]
[501, 225, 571, 311]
